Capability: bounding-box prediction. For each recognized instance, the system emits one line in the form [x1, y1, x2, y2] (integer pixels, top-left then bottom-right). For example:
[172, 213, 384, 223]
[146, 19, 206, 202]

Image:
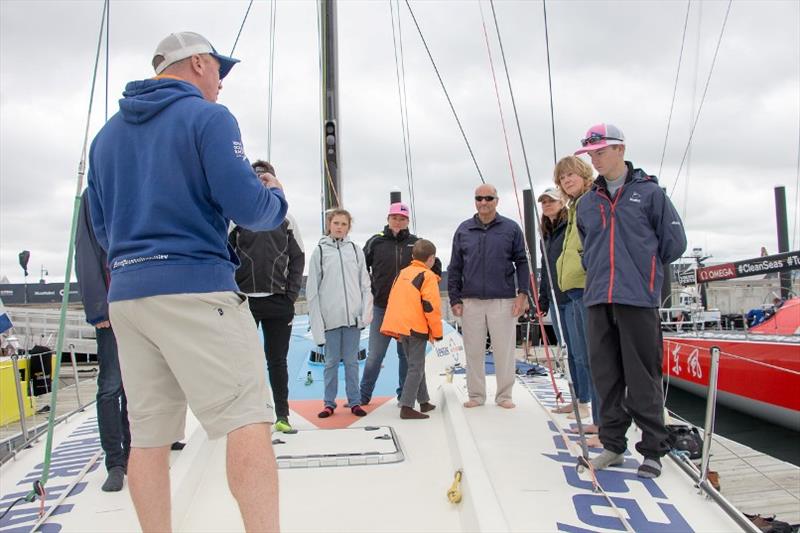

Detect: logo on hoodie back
[233, 141, 246, 159]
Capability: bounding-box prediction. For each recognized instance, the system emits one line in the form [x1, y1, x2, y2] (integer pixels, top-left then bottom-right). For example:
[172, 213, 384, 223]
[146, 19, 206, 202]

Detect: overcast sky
[1, 0, 798, 283]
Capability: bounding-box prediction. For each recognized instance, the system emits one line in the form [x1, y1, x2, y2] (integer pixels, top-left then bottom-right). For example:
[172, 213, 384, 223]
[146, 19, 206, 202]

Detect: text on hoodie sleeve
[199, 108, 288, 231]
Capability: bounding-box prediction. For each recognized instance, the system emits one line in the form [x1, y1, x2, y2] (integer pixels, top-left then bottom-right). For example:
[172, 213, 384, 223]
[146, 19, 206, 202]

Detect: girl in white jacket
[307, 209, 373, 417]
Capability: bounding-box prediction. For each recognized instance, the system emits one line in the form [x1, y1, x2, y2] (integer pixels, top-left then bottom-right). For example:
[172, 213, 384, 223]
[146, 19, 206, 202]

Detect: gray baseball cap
[153, 32, 239, 79]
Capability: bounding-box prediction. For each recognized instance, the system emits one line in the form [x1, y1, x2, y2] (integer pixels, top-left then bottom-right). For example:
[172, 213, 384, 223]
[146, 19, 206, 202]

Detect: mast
[320, 0, 341, 213]
[774, 186, 791, 299]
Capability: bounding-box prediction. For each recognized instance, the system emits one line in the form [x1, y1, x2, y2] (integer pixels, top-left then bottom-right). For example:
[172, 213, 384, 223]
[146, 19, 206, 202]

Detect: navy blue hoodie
[87, 78, 287, 302]
[576, 162, 686, 308]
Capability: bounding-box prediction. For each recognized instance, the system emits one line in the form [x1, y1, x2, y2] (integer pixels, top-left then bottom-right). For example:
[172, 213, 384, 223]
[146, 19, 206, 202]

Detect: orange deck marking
[289, 397, 393, 429]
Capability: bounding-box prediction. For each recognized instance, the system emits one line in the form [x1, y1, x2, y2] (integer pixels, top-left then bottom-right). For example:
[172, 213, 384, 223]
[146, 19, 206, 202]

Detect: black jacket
[75, 190, 110, 326]
[229, 214, 305, 302]
[364, 226, 441, 308]
[538, 216, 568, 313]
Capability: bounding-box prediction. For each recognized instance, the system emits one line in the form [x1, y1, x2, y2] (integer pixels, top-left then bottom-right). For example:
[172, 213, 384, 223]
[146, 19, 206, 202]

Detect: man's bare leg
[227, 423, 280, 532]
[128, 446, 172, 532]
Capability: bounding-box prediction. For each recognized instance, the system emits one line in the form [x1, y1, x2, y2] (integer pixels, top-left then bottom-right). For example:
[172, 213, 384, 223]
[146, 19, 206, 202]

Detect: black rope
[794, 117, 800, 249]
[230, 0, 255, 57]
[396, 0, 418, 229]
[488, 0, 570, 379]
[542, 0, 557, 165]
[0, 497, 28, 521]
[669, 0, 734, 198]
[487, 0, 534, 194]
[104, 0, 109, 122]
[658, 0, 692, 178]
[389, 0, 417, 230]
[267, 0, 277, 160]
[403, 0, 484, 183]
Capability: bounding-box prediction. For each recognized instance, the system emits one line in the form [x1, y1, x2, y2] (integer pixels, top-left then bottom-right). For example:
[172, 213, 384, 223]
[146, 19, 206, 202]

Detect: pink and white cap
[387, 202, 410, 218]
[574, 123, 625, 155]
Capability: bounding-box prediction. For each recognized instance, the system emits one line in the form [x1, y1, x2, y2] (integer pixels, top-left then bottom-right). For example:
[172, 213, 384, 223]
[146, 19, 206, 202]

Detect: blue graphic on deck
[279, 316, 401, 401]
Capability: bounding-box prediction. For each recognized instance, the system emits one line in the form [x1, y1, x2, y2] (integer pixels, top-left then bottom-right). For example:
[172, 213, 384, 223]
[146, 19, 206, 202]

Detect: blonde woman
[554, 156, 600, 439]
[307, 209, 373, 418]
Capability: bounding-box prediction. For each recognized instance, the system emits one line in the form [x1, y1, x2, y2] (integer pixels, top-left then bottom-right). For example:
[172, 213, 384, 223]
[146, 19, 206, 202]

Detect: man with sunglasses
[448, 184, 530, 409]
[574, 123, 686, 479]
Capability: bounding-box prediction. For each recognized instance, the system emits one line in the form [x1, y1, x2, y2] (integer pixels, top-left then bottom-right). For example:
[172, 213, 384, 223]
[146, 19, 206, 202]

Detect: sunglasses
[580, 132, 623, 147]
[475, 195, 496, 202]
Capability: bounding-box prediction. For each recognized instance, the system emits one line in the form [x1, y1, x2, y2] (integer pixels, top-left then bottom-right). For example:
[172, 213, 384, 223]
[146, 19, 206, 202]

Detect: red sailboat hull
[662, 300, 800, 431]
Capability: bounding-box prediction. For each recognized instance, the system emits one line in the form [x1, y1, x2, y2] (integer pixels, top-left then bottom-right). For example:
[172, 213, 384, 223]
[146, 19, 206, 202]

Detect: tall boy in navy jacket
[575, 124, 686, 479]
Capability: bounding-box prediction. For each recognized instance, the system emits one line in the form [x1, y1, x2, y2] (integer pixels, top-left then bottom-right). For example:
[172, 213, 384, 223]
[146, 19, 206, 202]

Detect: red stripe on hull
[662, 335, 800, 411]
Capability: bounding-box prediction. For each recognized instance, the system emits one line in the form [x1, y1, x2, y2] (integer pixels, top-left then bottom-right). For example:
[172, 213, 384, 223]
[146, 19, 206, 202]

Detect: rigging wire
[668, 0, 734, 199]
[104, 1, 109, 122]
[541, 0, 557, 165]
[793, 113, 799, 249]
[37, 0, 109, 499]
[230, 0, 255, 57]
[396, 2, 418, 229]
[403, 0, 484, 183]
[267, 0, 277, 160]
[486, 0, 567, 396]
[658, 0, 692, 179]
[316, 0, 326, 227]
[389, 0, 417, 232]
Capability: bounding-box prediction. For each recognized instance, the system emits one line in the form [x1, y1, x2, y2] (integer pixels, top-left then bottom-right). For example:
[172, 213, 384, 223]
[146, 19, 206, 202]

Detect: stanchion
[700, 345, 721, 487]
[11, 354, 29, 440]
[69, 345, 82, 407]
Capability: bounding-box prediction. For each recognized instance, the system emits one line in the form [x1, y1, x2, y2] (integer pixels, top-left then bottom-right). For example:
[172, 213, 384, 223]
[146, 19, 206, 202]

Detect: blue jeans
[359, 306, 407, 403]
[96, 327, 131, 471]
[564, 289, 599, 423]
[551, 303, 577, 389]
[323, 326, 362, 408]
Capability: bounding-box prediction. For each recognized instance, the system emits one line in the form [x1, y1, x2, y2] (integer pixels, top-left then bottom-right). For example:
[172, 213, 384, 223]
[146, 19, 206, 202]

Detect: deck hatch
[274, 425, 404, 468]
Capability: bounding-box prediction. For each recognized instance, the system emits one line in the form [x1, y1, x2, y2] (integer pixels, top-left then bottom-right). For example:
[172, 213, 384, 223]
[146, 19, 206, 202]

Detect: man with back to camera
[574, 123, 687, 478]
[87, 32, 286, 531]
[448, 184, 530, 409]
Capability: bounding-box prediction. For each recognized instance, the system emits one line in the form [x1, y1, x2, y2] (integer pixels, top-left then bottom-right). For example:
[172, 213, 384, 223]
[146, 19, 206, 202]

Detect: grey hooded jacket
[307, 235, 373, 345]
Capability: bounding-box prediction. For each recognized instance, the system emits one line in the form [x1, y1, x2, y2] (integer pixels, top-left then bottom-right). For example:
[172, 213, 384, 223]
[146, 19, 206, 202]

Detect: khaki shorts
[110, 291, 273, 447]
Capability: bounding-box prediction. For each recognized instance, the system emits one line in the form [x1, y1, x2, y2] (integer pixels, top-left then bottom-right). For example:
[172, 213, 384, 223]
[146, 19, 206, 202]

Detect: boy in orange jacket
[381, 239, 443, 419]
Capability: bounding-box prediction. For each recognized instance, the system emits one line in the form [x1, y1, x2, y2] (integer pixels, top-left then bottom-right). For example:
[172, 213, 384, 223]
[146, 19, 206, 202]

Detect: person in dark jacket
[229, 160, 305, 434]
[75, 189, 131, 492]
[449, 184, 530, 409]
[537, 187, 568, 342]
[575, 123, 687, 479]
[359, 202, 440, 405]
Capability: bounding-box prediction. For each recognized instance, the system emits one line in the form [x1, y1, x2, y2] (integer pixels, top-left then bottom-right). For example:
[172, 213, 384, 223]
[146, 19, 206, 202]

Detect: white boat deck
[3, 349, 777, 532]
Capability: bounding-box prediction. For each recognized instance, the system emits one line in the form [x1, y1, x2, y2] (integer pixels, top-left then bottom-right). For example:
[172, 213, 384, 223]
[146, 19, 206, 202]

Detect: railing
[0, 344, 95, 464]
[666, 342, 800, 532]
[5, 306, 97, 356]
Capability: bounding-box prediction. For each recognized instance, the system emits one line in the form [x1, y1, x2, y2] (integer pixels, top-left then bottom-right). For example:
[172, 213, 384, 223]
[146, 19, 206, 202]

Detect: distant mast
[320, 0, 341, 214]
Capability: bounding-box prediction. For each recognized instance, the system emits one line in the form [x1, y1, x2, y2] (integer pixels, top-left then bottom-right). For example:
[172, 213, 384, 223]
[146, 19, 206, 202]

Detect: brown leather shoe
[420, 402, 436, 413]
[400, 406, 429, 419]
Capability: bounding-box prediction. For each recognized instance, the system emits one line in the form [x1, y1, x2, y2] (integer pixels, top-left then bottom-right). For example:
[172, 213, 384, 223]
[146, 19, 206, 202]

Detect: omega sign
[697, 263, 736, 283]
